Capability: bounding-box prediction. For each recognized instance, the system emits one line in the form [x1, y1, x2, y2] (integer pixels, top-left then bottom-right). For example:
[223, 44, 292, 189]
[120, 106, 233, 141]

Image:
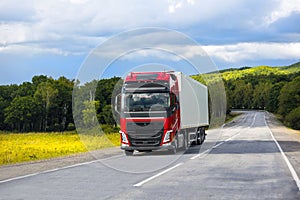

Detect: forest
[0, 62, 299, 132]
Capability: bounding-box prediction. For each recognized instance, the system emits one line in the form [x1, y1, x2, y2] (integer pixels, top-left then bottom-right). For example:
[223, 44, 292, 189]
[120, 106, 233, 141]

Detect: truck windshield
[124, 93, 170, 112]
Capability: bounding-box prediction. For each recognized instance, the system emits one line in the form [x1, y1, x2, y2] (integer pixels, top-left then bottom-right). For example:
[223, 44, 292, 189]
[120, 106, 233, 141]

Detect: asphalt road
[1, 111, 300, 200]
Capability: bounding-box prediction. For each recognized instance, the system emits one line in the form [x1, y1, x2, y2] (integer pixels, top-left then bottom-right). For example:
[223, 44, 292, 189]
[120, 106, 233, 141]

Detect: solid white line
[0, 154, 123, 184]
[189, 114, 256, 161]
[0, 160, 101, 184]
[249, 113, 257, 128]
[133, 162, 184, 187]
[212, 142, 224, 149]
[190, 149, 210, 160]
[264, 112, 300, 191]
[190, 131, 242, 161]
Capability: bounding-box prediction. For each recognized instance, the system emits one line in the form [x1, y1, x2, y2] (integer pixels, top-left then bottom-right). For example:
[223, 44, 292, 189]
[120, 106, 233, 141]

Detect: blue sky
[0, 0, 300, 84]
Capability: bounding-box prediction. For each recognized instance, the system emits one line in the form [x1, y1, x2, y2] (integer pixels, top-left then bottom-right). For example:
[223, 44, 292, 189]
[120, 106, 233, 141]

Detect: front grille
[127, 122, 164, 147]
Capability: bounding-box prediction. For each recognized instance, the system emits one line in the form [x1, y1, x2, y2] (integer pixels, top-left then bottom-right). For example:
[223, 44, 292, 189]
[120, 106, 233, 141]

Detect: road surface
[0, 111, 300, 199]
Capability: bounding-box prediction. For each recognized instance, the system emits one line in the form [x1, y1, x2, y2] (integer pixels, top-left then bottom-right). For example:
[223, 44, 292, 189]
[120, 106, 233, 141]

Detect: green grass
[225, 112, 242, 123]
[0, 132, 120, 166]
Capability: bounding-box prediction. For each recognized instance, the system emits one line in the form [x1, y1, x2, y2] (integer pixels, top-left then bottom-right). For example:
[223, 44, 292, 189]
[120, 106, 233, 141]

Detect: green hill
[192, 61, 300, 129]
[281, 62, 300, 73]
[193, 62, 300, 84]
[220, 64, 299, 81]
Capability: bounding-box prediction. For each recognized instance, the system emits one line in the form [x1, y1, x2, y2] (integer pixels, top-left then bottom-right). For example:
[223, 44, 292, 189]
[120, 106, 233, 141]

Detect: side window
[170, 74, 177, 81]
[170, 93, 177, 107]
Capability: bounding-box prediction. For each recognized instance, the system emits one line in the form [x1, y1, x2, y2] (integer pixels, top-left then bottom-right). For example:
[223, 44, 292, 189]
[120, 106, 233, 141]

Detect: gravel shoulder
[265, 111, 300, 179]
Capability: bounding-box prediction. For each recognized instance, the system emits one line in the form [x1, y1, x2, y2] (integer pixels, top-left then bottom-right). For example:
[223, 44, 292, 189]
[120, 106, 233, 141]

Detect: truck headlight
[119, 131, 129, 144]
[163, 130, 173, 143]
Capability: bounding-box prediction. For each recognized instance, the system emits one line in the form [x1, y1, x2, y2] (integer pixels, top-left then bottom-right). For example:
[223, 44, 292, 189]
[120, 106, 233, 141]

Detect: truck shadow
[132, 144, 205, 156]
[204, 140, 300, 154]
[130, 140, 300, 156]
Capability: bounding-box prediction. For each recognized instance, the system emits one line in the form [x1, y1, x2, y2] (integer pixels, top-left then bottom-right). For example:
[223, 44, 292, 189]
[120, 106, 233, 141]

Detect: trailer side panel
[176, 72, 209, 129]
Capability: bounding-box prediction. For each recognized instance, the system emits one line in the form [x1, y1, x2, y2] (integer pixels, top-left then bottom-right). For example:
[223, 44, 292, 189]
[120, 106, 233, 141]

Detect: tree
[266, 82, 285, 112]
[95, 77, 121, 111]
[50, 77, 74, 131]
[34, 81, 58, 131]
[16, 82, 34, 97]
[252, 82, 272, 109]
[4, 96, 41, 132]
[82, 100, 100, 128]
[278, 76, 300, 116]
[99, 104, 115, 125]
[231, 80, 253, 109]
[72, 80, 98, 128]
[284, 106, 300, 130]
[32, 75, 48, 88]
[0, 97, 8, 130]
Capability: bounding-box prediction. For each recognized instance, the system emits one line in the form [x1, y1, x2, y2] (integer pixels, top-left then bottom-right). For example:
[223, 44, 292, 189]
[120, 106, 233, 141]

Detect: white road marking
[0, 154, 123, 184]
[190, 112, 257, 160]
[133, 113, 256, 187]
[133, 162, 184, 187]
[212, 142, 224, 149]
[264, 112, 300, 191]
[190, 149, 210, 160]
[249, 112, 257, 127]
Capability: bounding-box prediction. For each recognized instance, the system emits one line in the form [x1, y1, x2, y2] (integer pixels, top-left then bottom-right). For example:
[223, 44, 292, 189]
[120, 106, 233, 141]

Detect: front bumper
[121, 143, 175, 151]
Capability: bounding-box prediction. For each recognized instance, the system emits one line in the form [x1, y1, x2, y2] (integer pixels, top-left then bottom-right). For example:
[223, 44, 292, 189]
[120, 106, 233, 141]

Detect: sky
[1, 0, 300, 84]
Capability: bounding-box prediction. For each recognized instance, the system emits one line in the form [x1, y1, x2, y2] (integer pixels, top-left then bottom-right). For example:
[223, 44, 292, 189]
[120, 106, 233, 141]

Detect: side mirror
[115, 94, 121, 114]
[172, 103, 179, 112]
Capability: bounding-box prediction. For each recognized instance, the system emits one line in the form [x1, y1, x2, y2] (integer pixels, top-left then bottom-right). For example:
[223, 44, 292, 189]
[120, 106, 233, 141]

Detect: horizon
[1, 61, 299, 86]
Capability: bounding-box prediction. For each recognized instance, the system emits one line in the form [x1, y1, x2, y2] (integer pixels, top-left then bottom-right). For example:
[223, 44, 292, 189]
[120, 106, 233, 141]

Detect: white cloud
[0, 44, 77, 56]
[0, 0, 36, 22]
[203, 42, 300, 63]
[0, 0, 299, 63]
[69, 0, 89, 4]
[264, 0, 300, 25]
[121, 42, 300, 64]
[168, 0, 183, 13]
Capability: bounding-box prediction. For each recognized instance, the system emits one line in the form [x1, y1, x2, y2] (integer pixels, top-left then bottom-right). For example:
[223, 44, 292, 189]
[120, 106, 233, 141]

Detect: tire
[125, 150, 134, 156]
[183, 131, 188, 150]
[199, 128, 205, 145]
[196, 128, 201, 145]
[169, 134, 178, 154]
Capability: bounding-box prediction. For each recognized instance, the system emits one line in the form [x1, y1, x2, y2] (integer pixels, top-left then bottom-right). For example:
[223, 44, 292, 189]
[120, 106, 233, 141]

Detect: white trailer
[173, 72, 209, 149]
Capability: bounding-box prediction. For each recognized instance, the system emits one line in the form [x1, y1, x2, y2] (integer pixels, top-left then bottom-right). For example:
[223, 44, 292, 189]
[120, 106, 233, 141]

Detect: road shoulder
[265, 112, 300, 181]
[0, 147, 123, 181]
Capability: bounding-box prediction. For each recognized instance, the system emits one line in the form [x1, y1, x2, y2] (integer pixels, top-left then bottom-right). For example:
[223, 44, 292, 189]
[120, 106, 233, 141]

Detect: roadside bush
[66, 123, 75, 131]
[100, 124, 119, 133]
[284, 106, 300, 130]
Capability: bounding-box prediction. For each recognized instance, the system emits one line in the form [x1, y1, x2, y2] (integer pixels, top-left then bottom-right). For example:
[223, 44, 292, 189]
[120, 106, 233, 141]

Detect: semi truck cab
[116, 71, 208, 156]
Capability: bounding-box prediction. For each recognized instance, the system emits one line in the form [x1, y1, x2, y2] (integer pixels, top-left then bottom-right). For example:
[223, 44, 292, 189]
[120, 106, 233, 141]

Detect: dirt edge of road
[265, 111, 300, 183]
[0, 147, 123, 181]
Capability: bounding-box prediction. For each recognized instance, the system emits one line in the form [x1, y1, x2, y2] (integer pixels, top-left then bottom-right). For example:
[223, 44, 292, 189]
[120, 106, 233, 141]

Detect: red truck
[115, 71, 209, 155]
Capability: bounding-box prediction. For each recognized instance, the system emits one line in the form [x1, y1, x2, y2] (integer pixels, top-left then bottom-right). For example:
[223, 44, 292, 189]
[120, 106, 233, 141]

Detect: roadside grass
[0, 132, 120, 166]
[226, 111, 242, 123]
[273, 113, 300, 136]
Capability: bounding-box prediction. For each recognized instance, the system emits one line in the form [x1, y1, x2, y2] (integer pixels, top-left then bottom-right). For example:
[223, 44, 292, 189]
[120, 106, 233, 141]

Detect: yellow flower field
[0, 132, 120, 166]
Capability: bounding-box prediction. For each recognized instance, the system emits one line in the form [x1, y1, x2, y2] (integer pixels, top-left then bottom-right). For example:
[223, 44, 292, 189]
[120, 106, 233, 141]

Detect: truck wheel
[199, 128, 205, 144]
[125, 150, 134, 156]
[183, 131, 188, 150]
[169, 135, 178, 154]
[196, 128, 201, 145]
